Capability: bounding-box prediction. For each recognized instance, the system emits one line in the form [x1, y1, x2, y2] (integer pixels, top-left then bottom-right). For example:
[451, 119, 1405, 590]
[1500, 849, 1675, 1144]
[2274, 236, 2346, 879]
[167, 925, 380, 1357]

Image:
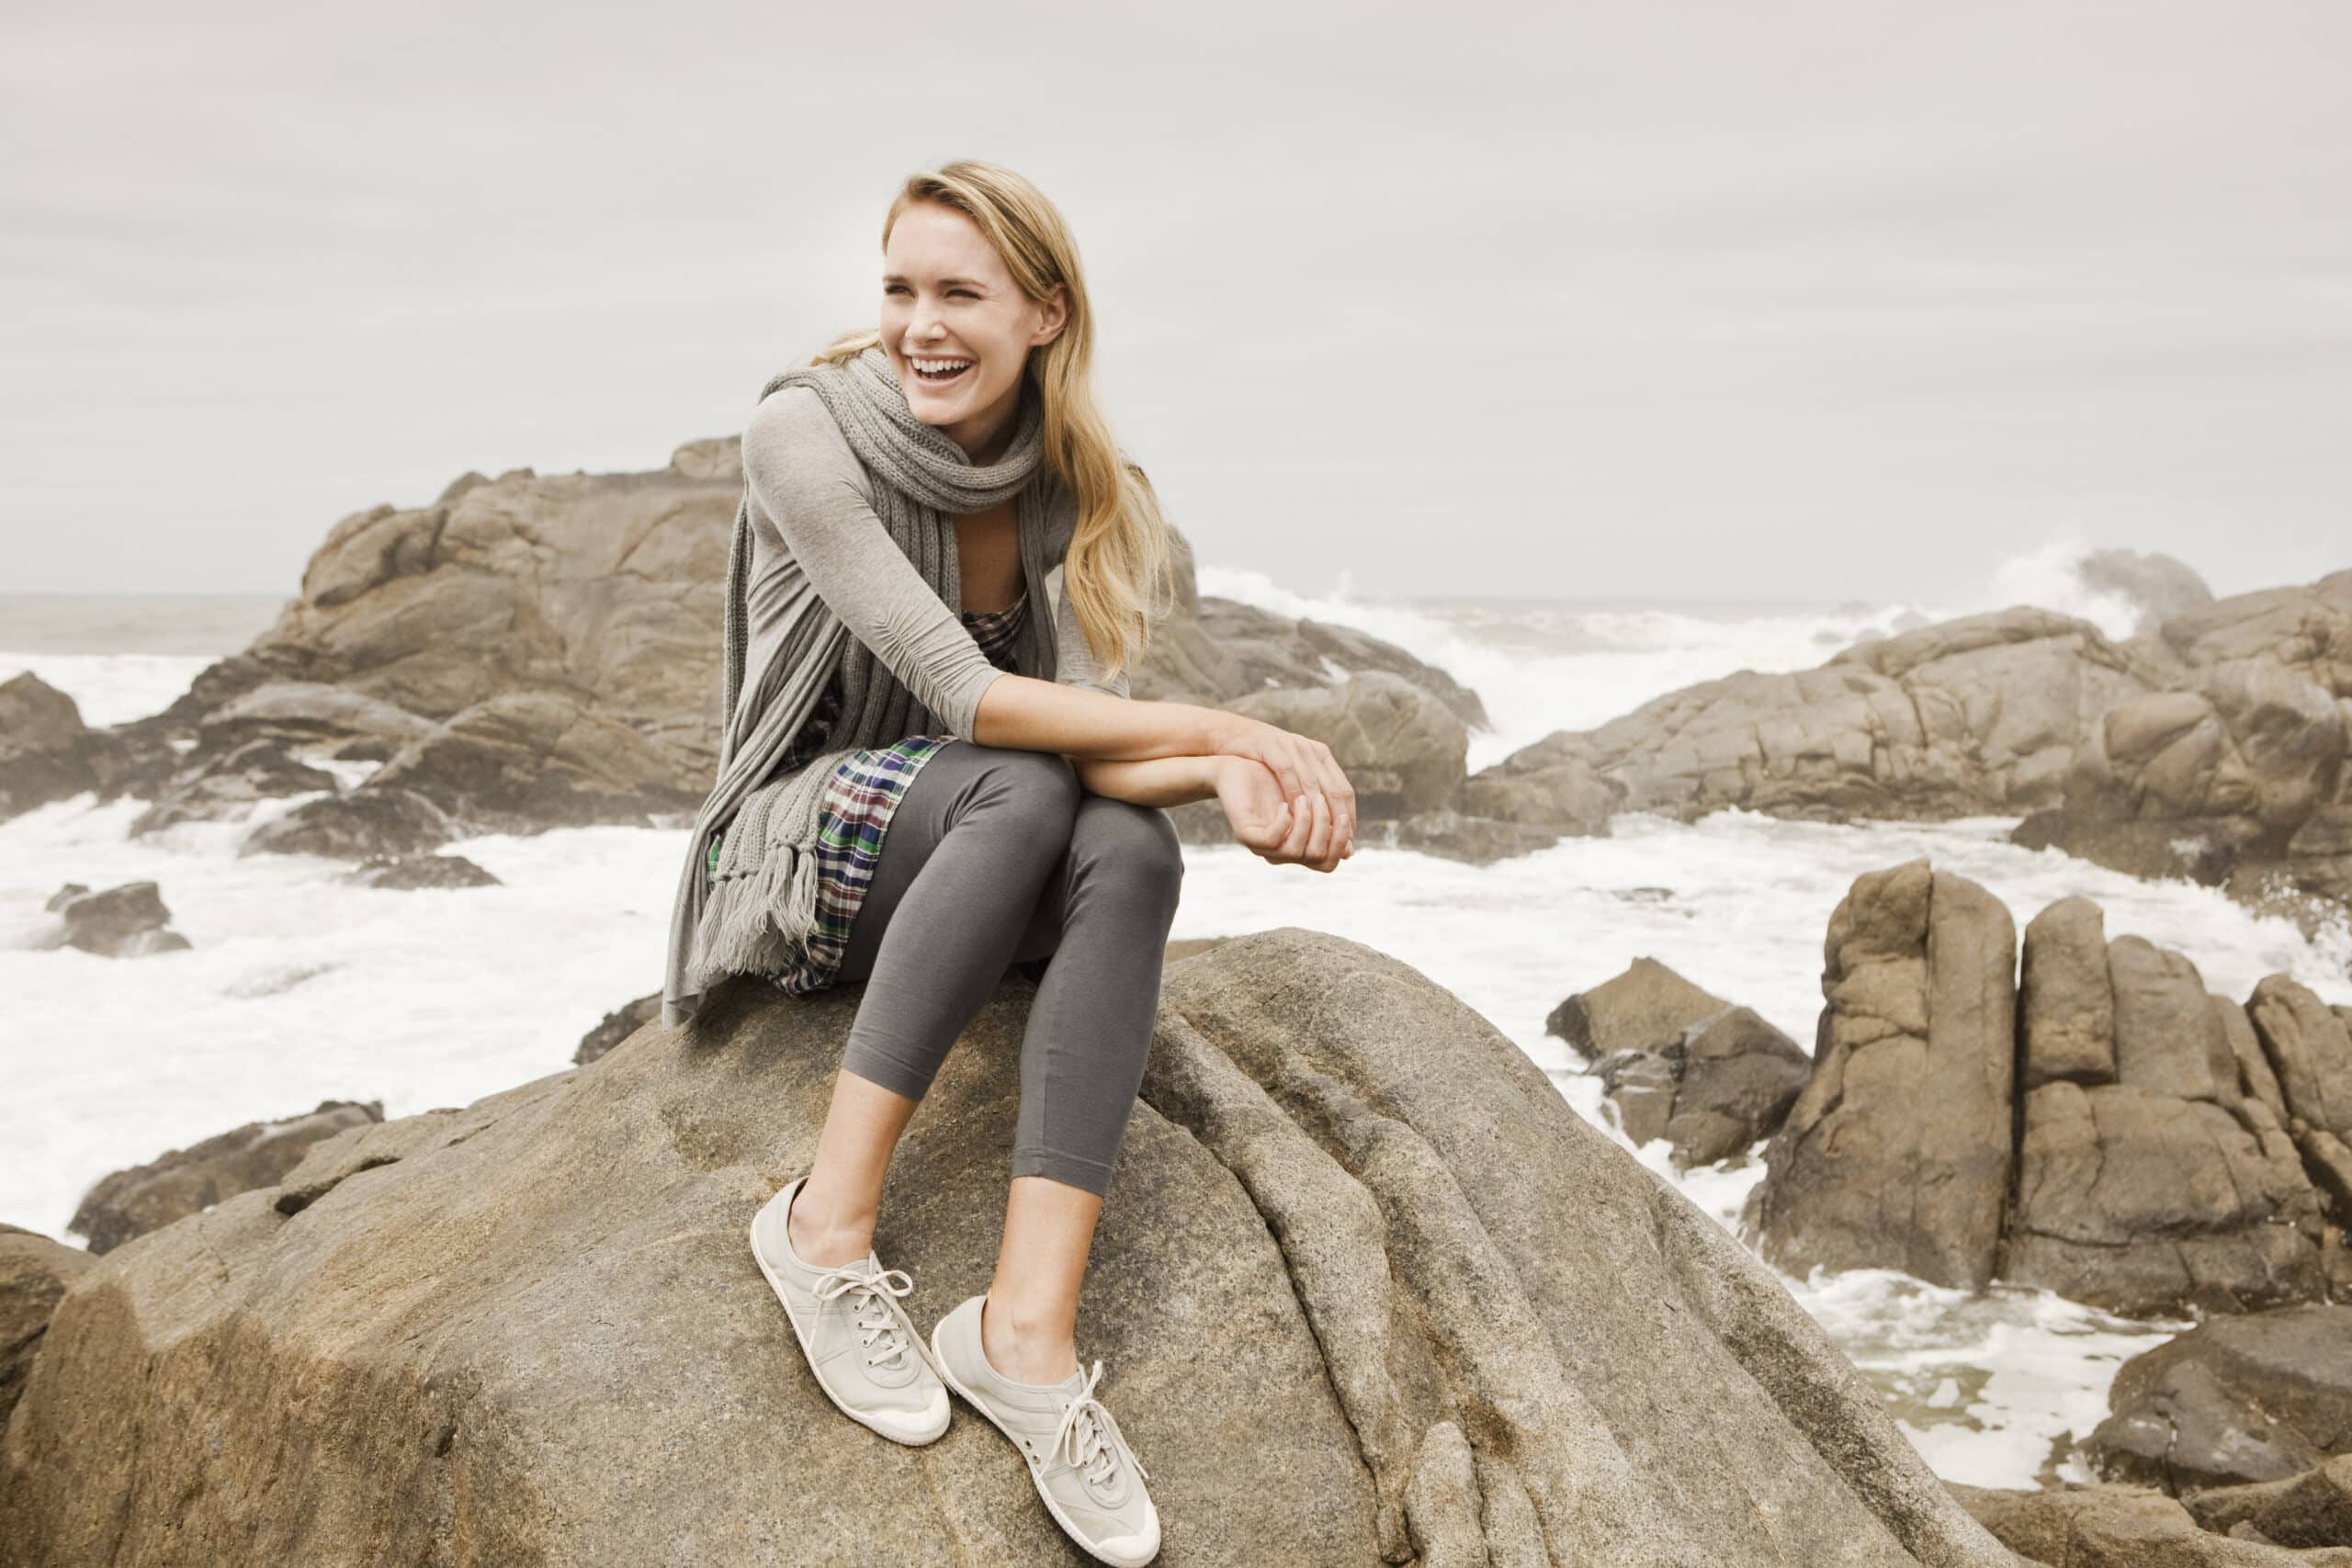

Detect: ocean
[5, 551, 2347, 1492]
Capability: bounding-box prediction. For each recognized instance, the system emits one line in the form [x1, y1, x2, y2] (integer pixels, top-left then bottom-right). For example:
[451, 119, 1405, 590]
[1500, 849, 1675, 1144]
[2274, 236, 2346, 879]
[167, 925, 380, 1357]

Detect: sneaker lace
[1052, 1359, 1149, 1486]
[809, 1258, 917, 1371]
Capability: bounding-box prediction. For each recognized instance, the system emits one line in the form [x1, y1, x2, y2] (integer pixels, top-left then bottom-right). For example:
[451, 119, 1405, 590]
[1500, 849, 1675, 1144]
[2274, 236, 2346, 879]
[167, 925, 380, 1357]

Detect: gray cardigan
[662, 384, 1129, 1027]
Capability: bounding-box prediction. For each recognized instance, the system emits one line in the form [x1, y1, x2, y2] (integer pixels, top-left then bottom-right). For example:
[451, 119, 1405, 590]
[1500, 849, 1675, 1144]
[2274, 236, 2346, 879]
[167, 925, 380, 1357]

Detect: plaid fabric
[707, 586, 1030, 995]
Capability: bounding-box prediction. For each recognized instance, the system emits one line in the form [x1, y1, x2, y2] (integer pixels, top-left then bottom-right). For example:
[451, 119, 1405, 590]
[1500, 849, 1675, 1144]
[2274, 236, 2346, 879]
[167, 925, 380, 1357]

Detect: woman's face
[880, 201, 1067, 457]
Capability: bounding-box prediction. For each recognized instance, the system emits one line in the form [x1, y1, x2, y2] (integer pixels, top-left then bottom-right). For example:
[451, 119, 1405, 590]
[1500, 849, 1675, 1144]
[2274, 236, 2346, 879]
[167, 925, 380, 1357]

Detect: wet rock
[1546, 956, 1731, 1065]
[1590, 1006, 1811, 1168]
[127, 739, 340, 837]
[362, 688, 704, 830]
[239, 787, 458, 861]
[0, 1224, 96, 1427]
[0, 930, 2014, 1567]
[69, 1100, 384, 1254]
[1744, 861, 2018, 1291]
[33, 881, 192, 958]
[341, 853, 501, 890]
[2089, 1305, 2352, 1491]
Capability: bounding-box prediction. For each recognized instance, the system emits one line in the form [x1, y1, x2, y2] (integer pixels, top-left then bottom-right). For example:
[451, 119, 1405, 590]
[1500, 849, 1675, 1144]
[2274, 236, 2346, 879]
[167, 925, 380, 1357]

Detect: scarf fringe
[688, 831, 824, 989]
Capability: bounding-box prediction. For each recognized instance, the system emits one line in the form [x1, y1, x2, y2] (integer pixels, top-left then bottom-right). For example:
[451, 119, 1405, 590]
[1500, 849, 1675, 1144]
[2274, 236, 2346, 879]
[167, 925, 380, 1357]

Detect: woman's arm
[1066, 753, 1224, 807]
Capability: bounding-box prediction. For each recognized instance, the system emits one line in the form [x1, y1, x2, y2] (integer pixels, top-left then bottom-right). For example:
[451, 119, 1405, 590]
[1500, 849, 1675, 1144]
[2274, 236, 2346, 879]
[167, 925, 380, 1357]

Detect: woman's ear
[1032, 283, 1069, 347]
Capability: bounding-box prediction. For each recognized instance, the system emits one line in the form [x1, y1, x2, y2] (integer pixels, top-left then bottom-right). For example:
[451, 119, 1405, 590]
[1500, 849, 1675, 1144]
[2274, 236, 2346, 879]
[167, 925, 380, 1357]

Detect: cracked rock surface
[0, 929, 2018, 1566]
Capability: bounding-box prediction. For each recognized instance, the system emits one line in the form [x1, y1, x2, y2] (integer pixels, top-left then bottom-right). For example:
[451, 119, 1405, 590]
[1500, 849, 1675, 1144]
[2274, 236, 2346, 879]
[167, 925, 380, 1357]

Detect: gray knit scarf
[662, 344, 1072, 1027]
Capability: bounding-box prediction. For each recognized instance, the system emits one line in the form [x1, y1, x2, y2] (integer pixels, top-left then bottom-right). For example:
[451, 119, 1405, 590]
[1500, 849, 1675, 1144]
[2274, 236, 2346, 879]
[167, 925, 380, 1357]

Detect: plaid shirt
[707, 587, 1030, 995]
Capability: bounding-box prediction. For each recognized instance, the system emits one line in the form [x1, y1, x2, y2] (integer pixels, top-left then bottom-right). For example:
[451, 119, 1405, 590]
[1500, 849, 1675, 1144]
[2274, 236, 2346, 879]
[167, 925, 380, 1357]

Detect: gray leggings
[831, 740, 1185, 1197]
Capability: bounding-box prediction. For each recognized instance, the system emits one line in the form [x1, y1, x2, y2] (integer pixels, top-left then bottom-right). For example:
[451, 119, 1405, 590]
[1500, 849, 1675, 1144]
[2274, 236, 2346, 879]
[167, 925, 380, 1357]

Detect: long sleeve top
[733, 384, 1127, 768]
[662, 380, 1130, 1028]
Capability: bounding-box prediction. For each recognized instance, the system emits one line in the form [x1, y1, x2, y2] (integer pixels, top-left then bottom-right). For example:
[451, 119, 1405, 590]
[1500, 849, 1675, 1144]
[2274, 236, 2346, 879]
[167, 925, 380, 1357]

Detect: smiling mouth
[907, 355, 974, 386]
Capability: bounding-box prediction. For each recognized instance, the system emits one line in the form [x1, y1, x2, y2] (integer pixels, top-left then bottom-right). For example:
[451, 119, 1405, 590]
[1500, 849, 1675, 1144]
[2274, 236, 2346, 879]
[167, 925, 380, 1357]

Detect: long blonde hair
[808, 161, 1174, 685]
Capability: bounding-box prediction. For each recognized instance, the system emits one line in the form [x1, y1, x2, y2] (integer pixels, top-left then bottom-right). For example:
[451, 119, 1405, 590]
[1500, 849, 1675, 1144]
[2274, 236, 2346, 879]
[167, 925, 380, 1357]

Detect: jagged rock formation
[1744, 861, 2018, 1291]
[1744, 862, 2346, 1317]
[0, 930, 2018, 1566]
[8, 437, 1506, 863]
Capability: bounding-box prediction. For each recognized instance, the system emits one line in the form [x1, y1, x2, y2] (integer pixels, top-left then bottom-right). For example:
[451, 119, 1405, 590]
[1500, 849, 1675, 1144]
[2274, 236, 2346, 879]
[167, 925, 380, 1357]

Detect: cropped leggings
[831, 740, 1185, 1198]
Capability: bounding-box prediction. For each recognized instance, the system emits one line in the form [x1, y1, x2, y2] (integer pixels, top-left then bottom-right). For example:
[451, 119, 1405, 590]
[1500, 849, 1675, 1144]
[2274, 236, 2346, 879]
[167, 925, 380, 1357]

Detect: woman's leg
[785, 741, 1081, 1269]
[981, 795, 1186, 1385]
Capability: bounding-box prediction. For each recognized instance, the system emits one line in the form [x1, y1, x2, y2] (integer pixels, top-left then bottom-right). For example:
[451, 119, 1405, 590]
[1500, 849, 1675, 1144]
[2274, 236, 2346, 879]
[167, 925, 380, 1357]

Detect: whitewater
[4, 540, 2346, 1491]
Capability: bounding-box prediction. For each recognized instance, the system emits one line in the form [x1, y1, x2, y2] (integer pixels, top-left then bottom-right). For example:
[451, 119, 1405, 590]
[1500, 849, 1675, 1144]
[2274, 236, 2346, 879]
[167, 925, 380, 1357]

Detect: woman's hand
[1214, 756, 1353, 873]
[1205, 716, 1357, 862]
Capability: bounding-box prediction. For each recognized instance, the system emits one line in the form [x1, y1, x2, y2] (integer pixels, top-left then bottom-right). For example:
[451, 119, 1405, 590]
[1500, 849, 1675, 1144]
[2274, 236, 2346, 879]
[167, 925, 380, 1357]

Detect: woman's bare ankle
[980, 1292, 1081, 1386]
[785, 1180, 876, 1268]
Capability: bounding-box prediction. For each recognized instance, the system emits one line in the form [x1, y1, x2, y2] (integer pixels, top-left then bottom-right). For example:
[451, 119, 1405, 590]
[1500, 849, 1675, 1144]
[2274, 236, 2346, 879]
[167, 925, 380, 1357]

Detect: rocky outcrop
[2088, 1306, 2352, 1492]
[0, 1225, 95, 1427]
[1470, 607, 2169, 831]
[0, 930, 2018, 1567]
[1998, 907, 2325, 1316]
[1743, 861, 2018, 1291]
[2012, 571, 2352, 926]
[68, 1100, 385, 1254]
[62, 440, 1489, 860]
[1741, 859, 2349, 1318]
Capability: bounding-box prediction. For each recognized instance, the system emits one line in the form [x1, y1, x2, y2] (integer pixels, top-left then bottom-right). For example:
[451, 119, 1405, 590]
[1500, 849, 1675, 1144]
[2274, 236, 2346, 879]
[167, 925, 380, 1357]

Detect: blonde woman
[668, 161, 1355, 1565]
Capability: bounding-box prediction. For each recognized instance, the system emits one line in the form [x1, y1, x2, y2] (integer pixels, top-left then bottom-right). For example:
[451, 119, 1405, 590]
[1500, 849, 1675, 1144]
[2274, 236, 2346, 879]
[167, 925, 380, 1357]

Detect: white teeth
[910, 355, 971, 375]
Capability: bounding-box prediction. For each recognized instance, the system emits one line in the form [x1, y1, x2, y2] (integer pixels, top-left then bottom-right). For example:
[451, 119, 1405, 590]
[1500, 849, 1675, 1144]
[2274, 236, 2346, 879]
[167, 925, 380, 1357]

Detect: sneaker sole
[748, 1208, 949, 1447]
[929, 1317, 1159, 1568]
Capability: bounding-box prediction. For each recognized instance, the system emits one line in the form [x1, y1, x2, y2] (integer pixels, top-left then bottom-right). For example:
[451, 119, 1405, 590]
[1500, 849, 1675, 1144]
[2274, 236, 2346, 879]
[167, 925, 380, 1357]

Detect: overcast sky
[5, 2, 2346, 604]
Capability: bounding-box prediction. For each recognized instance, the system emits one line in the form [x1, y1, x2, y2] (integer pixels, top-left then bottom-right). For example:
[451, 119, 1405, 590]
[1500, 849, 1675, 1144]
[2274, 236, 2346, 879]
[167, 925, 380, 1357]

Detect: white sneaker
[748, 1174, 949, 1445]
[930, 1292, 1161, 1566]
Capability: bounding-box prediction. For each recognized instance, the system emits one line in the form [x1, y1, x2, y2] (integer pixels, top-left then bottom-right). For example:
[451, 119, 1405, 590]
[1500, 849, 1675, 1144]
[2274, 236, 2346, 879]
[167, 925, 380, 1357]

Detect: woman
[662, 161, 1356, 1567]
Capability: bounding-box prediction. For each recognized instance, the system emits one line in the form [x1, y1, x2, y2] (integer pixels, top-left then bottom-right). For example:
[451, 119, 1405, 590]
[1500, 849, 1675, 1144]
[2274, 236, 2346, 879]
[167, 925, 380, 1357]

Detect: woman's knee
[956, 745, 1081, 837]
[1073, 798, 1185, 907]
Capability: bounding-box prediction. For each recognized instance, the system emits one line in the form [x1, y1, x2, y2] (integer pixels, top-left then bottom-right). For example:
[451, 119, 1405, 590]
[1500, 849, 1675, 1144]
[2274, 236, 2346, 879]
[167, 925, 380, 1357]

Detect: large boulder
[1997, 907, 2325, 1316]
[1743, 861, 2018, 1291]
[0, 930, 2017, 1567]
[2088, 1305, 2352, 1492]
